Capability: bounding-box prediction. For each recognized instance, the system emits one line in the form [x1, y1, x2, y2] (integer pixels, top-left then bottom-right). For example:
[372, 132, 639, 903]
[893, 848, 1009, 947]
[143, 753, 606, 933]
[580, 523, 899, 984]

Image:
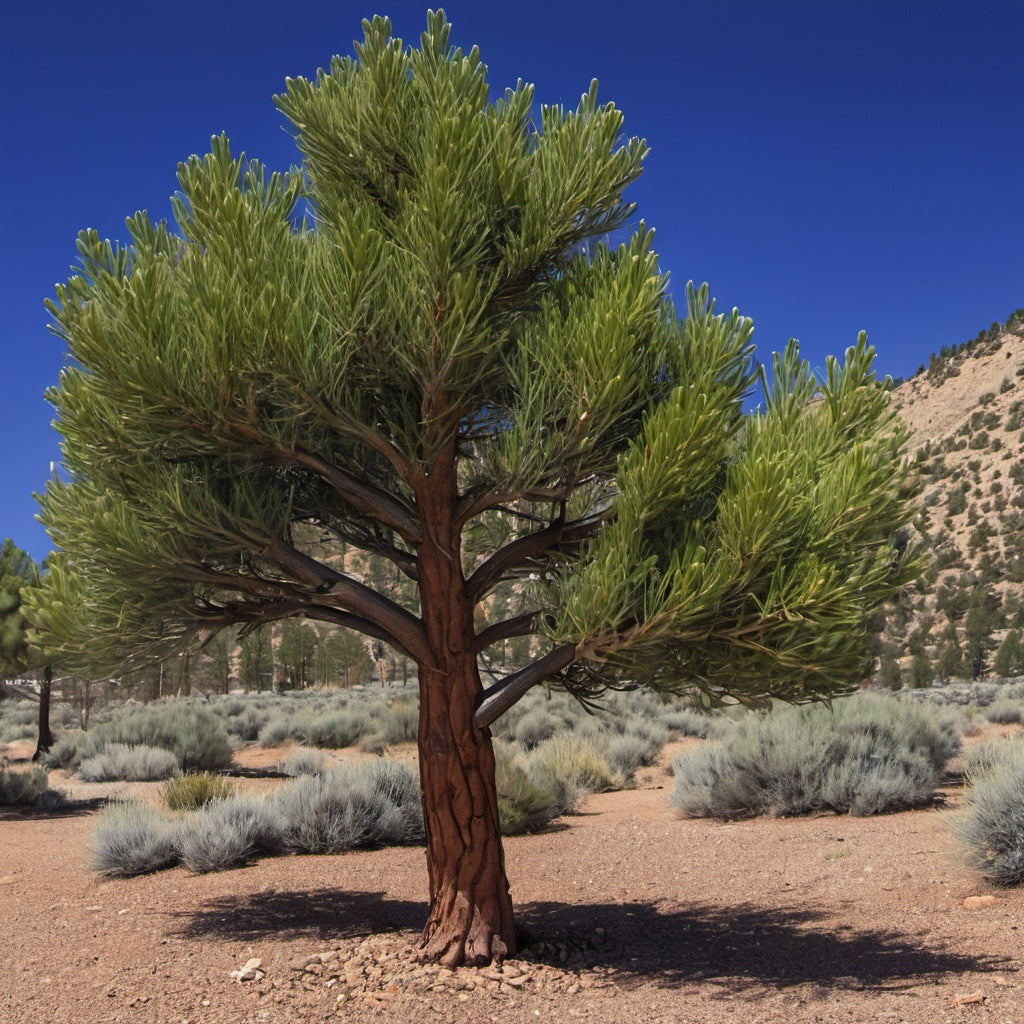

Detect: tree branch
[265, 539, 428, 662]
[291, 449, 421, 547]
[473, 612, 539, 654]
[466, 516, 602, 603]
[474, 643, 578, 729]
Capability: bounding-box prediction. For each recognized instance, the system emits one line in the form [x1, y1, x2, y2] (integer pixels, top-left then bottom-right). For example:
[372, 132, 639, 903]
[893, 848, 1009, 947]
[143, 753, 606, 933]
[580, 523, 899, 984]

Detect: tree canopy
[28, 11, 919, 964]
[0, 538, 40, 683]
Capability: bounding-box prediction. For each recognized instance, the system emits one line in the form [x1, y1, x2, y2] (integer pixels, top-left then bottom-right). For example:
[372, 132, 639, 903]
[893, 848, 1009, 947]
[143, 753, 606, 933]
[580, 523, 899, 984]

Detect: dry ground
[1, 738, 1022, 1024]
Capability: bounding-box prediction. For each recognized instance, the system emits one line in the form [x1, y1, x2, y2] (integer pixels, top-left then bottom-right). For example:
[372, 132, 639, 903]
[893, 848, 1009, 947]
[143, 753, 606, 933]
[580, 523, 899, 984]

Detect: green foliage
[30, 12, 918, 720]
[994, 630, 1024, 677]
[670, 694, 957, 819]
[163, 771, 236, 810]
[0, 539, 40, 679]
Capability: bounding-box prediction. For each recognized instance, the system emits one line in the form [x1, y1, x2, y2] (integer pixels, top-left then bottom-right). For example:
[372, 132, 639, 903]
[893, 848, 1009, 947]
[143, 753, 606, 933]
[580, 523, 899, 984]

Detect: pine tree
[0, 539, 39, 682]
[28, 13, 919, 964]
[993, 629, 1024, 677]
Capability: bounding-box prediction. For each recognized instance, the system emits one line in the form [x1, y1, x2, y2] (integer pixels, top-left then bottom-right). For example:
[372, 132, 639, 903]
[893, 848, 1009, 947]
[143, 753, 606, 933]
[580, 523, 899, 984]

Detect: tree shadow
[171, 889, 1008, 991]
[171, 888, 426, 942]
[0, 796, 110, 821]
[517, 899, 1009, 991]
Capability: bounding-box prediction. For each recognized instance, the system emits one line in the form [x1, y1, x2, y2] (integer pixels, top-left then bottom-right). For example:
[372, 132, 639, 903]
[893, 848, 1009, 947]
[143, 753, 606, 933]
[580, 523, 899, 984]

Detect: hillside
[876, 315, 1024, 684]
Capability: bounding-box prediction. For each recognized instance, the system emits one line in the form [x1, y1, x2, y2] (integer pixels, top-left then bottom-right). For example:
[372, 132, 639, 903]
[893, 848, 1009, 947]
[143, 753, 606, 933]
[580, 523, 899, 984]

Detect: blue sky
[2, 1, 1021, 562]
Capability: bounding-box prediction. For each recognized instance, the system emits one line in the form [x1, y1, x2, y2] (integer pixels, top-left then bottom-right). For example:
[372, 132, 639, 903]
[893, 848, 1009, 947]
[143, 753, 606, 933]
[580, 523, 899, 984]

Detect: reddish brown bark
[414, 433, 516, 967]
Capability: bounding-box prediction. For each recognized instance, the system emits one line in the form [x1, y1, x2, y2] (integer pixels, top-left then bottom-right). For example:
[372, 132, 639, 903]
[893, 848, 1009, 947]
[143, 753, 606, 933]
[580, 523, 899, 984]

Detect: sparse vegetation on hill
[874, 312, 1024, 687]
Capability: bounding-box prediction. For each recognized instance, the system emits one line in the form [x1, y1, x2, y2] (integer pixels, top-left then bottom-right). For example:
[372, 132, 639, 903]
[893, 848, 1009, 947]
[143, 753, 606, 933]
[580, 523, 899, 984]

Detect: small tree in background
[994, 629, 1024, 677]
[28, 13, 919, 964]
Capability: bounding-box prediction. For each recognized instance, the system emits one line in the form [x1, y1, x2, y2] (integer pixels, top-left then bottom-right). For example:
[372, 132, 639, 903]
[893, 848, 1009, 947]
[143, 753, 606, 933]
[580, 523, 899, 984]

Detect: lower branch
[474, 644, 578, 729]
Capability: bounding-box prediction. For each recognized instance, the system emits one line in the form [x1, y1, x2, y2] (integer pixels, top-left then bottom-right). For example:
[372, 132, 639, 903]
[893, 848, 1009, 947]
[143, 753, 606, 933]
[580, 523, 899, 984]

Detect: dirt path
[1, 749, 1021, 1024]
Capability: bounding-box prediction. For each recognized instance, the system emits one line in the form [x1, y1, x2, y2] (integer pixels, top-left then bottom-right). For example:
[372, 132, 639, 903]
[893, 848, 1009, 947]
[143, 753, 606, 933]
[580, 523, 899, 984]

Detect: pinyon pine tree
[29, 13, 919, 965]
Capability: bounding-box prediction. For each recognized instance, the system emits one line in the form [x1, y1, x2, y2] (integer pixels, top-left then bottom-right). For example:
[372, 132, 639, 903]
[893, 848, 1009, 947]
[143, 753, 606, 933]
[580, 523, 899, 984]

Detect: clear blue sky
[2, 1, 1021, 562]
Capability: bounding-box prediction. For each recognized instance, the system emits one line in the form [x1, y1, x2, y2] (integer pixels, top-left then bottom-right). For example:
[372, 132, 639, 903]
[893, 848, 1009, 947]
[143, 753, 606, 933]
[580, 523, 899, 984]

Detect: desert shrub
[662, 708, 714, 738]
[256, 713, 295, 747]
[953, 740, 1024, 885]
[514, 706, 563, 749]
[177, 796, 285, 873]
[42, 730, 99, 769]
[163, 771, 236, 810]
[90, 802, 181, 877]
[222, 705, 272, 742]
[527, 734, 612, 815]
[78, 743, 181, 782]
[277, 746, 328, 777]
[0, 763, 50, 805]
[985, 698, 1024, 725]
[257, 707, 376, 749]
[379, 699, 418, 744]
[274, 760, 423, 854]
[494, 748, 561, 835]
[671, 694, 956, 819]
[94, 703, 232, 771]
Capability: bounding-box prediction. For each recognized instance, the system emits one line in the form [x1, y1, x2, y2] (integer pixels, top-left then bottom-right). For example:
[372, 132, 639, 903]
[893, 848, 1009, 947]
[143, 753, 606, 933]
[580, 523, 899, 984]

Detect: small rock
[951, 990, 985, 1005]
[963, 895, 998, 909]
[230, 957, 263, 982]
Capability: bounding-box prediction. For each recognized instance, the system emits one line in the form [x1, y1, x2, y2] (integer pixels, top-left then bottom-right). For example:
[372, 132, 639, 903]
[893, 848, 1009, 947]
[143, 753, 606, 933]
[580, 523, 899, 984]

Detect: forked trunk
[414, 439, 516, 966]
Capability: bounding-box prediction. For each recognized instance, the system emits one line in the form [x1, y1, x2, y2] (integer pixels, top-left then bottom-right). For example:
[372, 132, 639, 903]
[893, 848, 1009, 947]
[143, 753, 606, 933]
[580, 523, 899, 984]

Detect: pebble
[230, 958, 264, 982]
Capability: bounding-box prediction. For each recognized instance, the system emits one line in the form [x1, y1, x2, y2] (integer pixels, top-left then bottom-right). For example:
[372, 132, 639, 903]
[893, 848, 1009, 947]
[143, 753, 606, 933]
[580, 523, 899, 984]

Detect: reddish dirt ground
[1, 739, 1021, 1024]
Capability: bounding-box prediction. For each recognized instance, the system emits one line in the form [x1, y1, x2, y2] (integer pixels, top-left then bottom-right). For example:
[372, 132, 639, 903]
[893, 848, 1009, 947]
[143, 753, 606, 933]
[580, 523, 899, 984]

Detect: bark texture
[414, 438, 516, 967]
[32, 667, 54, 762]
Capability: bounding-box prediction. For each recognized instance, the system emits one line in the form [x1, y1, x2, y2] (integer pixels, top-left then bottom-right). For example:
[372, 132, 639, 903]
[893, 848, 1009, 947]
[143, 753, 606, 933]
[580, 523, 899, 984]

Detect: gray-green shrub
[278, 747, 328, 776]
[671, 694, 957, 819]
[93, 703, 232, 771]
[274, 761, 423, 854]
[985, 698, 1024, 725]
[177, 796, 284, 873]
[528, 734, 612, 815]
[78, 744, 181, 782]
[90, 802, 181, 876]
[0, 763, 50, 805]
[953, 740, 1024, 885]
[42, 730, 99, 770]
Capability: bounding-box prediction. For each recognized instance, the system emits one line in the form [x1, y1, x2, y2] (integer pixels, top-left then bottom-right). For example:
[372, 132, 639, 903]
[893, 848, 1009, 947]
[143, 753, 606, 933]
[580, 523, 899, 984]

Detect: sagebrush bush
[662, 708, 714, 738]
[274, 761, 423, 854]
[177, 796, 284, 872]
[671, 694, 957, 819]
[0, 764, 50, 805]
[528, 734, 612, 815]
[985, 698, 1024, 725]
[278, 747, 328, 776]
[42, 730, 99, 770]
[163, 772, 236, 810]
[953, 740, 1024, 885]
[78, 744, 181, 782]
[90, 802, 181, 877]
[93, 703, 232, 771]
[494, 745, 561, 834]
[379, 700, 418, 744]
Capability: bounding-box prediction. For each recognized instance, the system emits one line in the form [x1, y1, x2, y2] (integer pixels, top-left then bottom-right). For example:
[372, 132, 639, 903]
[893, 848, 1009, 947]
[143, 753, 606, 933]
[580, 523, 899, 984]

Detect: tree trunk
[414, 438, 516, 967]
[32, 666, 54, 761]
